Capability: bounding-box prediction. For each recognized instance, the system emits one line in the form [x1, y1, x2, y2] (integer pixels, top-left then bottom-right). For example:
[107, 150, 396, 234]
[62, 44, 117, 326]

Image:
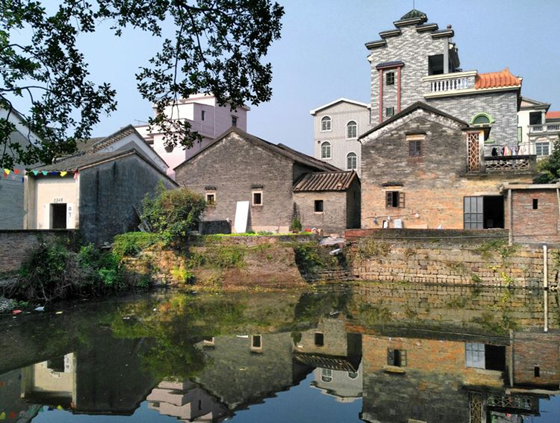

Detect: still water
[1, 283, 560, 422]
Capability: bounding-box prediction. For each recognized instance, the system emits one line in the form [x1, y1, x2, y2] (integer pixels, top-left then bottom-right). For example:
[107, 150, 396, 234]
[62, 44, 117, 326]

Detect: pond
[1, 283, 560, 422]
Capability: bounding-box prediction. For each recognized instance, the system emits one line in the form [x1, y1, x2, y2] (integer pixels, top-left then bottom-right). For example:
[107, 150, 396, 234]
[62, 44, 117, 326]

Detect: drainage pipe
[544, 244, 549, 333]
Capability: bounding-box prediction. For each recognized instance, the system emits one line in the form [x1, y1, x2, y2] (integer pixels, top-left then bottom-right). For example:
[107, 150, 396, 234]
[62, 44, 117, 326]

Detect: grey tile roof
[33, 150, 136, 172]
[293, 171, 358, 192]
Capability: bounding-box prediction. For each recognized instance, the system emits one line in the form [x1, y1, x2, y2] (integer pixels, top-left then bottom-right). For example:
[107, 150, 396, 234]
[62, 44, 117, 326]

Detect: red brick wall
[512, 190, 560, 243]
[512, 332, 560, 387]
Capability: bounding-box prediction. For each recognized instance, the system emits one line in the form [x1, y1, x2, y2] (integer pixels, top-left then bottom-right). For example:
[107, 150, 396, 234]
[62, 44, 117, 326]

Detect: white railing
[529, 124, 560, 133]
[429, 77, 472, 93]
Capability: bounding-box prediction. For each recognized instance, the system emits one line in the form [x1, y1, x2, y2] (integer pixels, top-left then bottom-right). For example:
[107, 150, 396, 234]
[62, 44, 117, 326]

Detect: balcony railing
[423, 71, 477, 96]
[529, 124, 560, 133]
[482, 155, 537, 174]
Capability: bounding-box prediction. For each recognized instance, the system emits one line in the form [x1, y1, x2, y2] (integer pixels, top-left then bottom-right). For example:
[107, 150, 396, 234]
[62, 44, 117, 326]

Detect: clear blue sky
[80, 0, 560, 155]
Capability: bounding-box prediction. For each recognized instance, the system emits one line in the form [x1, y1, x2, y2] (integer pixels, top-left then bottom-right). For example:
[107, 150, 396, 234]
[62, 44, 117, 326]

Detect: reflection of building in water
[294, 317, 363, 403]
[192, 333, 312, 412]
[0, 370, 42, 423]
[147, 380, 228, 422]
[357, 327, 560, 423]
[21, 353, 76, 409]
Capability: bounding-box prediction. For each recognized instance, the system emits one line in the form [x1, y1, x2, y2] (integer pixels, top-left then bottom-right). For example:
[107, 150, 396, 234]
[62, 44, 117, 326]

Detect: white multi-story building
[135, 94, 250, 177]
[310, 99, 371, 176]
[518, 97, 560, 158]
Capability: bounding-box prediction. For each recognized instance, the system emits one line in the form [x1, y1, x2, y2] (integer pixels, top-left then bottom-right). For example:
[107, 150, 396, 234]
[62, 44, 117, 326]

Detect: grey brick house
[174, 128, 360, 234]
[312, 8, 524, 170]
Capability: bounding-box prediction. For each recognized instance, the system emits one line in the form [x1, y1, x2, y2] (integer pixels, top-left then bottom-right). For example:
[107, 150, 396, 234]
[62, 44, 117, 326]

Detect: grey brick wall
[79, 155, 176, 245]
[176, 132, 301, 232]
[0, 177, 24, 229]
[294, 191, 347, 235]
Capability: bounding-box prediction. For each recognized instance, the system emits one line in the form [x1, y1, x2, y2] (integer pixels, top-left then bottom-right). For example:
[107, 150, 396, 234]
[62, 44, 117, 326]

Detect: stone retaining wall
[0, 230, 78, 274]
[347, 238, 555, 288]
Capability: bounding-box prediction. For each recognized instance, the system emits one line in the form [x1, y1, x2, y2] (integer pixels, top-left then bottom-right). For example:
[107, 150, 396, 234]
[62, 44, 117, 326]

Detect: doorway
[51, 204, 67, 229]
[463, 196, 504, 229]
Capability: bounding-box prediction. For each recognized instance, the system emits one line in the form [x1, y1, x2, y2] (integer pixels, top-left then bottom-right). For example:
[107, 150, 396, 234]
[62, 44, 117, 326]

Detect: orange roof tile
[475, 68, 521, 90]
[546, 111, 560, 120]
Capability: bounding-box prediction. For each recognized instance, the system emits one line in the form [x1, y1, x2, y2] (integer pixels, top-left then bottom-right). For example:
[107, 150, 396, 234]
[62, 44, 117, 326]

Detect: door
[51, 203, 68, 229]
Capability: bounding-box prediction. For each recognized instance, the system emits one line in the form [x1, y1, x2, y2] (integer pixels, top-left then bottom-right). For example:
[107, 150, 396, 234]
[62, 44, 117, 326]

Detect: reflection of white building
[311, 362, 363, 403]
[147, 380, 228, 422]
[20, 353, 76, 409]
[135, 94, 250, 177]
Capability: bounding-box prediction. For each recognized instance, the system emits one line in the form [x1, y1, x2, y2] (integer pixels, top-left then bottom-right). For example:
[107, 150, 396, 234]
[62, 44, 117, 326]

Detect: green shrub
[290, 217, 302, 233]
[113, 232, 160, 257]
[142, 183, 206, 246]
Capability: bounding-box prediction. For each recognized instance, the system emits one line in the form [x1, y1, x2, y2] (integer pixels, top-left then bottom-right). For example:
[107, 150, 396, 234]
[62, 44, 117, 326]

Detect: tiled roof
[294, 353, 358, 372]
[401, 9, 427, 20]
[475, 68, 521, 90]
[376, 61, 405, 70]
[546, 111, 560, 120]
[293, 171, 358, 192]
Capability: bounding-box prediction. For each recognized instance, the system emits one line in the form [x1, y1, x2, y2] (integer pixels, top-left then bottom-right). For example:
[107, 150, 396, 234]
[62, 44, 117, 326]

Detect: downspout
[397, 66, 402, 113]
[544, 244, 548, 332]
[379, 69, 383, 124]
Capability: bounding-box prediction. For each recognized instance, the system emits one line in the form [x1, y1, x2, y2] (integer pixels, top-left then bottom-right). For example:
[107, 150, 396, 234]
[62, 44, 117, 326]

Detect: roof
[358, 102, 469, 140]
[76, 137, 104, 153]
[174, 127, 341, 172]
[520, 97, 550, 110]
[546, 111, 560, 120]
[401, 9, 427, 20]
[475, 68, 521, 90]
[294, 353, 359, 372]
[375, 61, 405, 70]
[502, 183, 560, 191]
[31, 149, 179, 186]
[310, 98, 370, 115]
[293, 171, 358, 193]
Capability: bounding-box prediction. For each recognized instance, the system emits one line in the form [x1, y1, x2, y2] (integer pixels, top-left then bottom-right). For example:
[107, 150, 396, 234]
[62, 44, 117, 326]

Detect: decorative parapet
[423, 71, 477, 97]
[482, 155, 537, 174]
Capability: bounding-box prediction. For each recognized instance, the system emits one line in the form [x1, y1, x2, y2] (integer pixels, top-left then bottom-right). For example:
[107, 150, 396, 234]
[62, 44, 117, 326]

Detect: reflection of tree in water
[294, 289, 349, 325]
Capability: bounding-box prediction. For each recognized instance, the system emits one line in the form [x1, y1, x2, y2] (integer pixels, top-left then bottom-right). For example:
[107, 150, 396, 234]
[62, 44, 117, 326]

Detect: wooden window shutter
[399, 192, 405, 208]
[387, 348, 395, 365]
[386, 192, 392, 208]
[401, 350, 407, 367]
[409, 141, 415, 156]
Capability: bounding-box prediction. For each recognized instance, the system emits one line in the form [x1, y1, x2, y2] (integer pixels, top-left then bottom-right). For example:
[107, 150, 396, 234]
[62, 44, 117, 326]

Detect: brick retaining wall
[348, 238, 554, 288]
[0, 230, 77, 273]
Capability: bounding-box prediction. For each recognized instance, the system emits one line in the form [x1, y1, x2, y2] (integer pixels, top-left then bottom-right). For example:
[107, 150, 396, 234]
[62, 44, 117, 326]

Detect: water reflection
[0, 284, 559, 422]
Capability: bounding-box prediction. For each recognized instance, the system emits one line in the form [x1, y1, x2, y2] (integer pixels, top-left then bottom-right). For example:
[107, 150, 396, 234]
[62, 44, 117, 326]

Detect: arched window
[470, 113, 494, 126]
[321, 116, 332, 132]
[347, 152, 357, 170]
[321, 142, 331, 159]
[347, 121, 357, 138]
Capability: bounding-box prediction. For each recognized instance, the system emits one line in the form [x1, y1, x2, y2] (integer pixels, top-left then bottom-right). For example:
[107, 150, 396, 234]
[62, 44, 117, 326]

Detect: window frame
[385, 191, 404, 209]
[321, 116, 332, 132]
[346, 152, 358, 171]
[252, 190, 263, 207]
[385, 107, 395, 118]
[408, 140, 422, 157]
[205, 192, 216, 205]
[386, 72, 395, 86]
[201, 110, 206, 121]
[387, 348, 407, 367]
[536, 142, 550, 156]
[321, 142, 332, 160]
[314, 200, 324, 214]
[346, 120, 358, 139]
[231, 115, 238, 127]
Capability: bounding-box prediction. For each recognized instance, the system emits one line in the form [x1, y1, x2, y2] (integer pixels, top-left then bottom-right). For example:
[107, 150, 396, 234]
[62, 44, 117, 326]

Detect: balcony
[423, 71, 477, 98]
[529, 124, 560, 133]
[481, 155, 537, 174]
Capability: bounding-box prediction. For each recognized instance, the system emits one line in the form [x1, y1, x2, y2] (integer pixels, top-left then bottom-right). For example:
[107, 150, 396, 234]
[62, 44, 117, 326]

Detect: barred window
[386, 191, 405, 208]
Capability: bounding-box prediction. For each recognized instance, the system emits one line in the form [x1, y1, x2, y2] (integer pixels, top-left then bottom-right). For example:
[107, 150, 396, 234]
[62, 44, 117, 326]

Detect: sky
[76, 0, 560, 156]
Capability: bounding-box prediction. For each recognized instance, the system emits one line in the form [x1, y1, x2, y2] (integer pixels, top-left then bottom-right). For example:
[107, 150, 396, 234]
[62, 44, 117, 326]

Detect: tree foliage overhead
[0, 0, 284, 168]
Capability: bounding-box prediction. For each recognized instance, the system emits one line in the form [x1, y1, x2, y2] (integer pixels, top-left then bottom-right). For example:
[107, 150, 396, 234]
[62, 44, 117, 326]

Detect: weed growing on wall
[113, 232, 161, 258]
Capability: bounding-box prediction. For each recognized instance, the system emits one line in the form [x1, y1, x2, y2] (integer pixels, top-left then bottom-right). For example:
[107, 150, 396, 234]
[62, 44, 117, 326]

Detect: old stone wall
[512, 190, 560, 244]
[0, 230, 77, 273]
[0, 176, 24, 230]
[348, 238, 554, 288]
[79, 154, 176, 246]
[360, 112, 532, 230]
[294, 191, 347, 235]
[511, 332, 560, 388]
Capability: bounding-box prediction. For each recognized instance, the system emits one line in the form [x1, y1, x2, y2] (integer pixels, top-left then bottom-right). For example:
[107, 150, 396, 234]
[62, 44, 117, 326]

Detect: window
[251, 335, 263, 352]
[530, 112, 543, 125]
[347, 121, 357, 138]
[472, 115, 490, 125]
[386, 72, 395, 86]
[428, 54, 444, 75]
[314, 332, 324, 346]
[536, 142, 550, 156]
[534, 366, 540, 378]
[231, 116, 238, 127]
[314, 200, 324, 213]
[348, 371, 358, 379]
[252, 191, 263, 206]
[164, 144, 174, 153]
[321, 368, 332, 383]
[387, 349, 407, 367]
[321, 116, 332, 131]
[517, 126, 522, 142]
[201, 110, 206, 121]
[409, 140, 422, 157]
[386, 107, 395, 118]
[205, 193, 216, 204]
[321, 142, 331, 159]
[533, 199, 539, 210]
[347, 152, 357, 170]
[464, 196, 483, 229]
[466, 343, 485, 369]
[386, 191, 404, 208]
